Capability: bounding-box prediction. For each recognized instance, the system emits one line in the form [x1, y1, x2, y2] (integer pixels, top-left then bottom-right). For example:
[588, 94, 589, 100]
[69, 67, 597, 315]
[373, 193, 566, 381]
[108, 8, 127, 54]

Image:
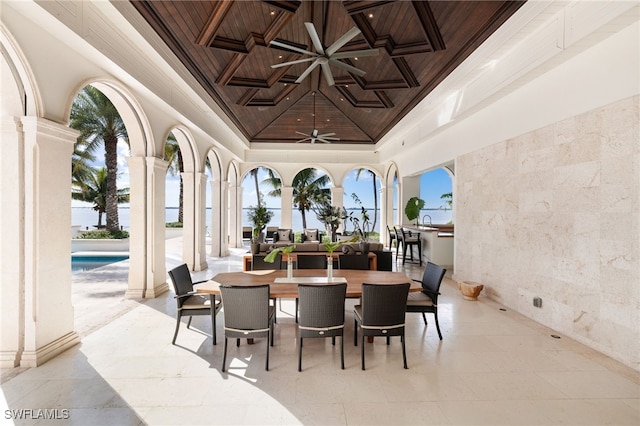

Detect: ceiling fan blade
[331, 49, 379, 60]
[326, 27, 361, 56]
[296, 137, 311, 143]
[321, 63, 335, 86]
[317, 138, 335, 143]
[271, 57, 316, 69]
[295, 59, 321, 83]
[318, 132, 336, 137]
[330, 59, 367, 77]
[295, 131, 310, 137]
[304, 22, 325, 55]
[270, 40, 318, 57]
[321, 136, 340, 141]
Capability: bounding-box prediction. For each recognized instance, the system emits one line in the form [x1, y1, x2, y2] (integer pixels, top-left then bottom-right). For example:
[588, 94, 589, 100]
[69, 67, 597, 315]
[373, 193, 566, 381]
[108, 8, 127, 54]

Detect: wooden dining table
[196, 269, 421, 298]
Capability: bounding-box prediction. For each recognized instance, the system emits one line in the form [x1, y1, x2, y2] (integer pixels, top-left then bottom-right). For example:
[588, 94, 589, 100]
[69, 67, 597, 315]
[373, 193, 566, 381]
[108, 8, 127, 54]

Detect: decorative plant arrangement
[405, 196, 425, 226]
[247, 202, 274, 254]
[264, 244, 296, 278]
[315, 202, 347, 242]
[348, 207, 371, 252]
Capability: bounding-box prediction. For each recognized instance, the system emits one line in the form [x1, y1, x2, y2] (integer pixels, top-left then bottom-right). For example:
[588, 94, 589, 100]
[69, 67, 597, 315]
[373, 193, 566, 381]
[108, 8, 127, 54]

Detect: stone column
[193, 172, 208, 270]
[1, 117, 24, 368]
[209, 178, 222, 257]
[126, 156, 169, 298]
[19, 117, 80, 367]
[330, 186, 344, 233]
[380, 184, 394, 246]
[220, 180, 230, 256]
[280, 186, 293, 229]
[228, 182, 241, 247]
[182, 171, 205, 270]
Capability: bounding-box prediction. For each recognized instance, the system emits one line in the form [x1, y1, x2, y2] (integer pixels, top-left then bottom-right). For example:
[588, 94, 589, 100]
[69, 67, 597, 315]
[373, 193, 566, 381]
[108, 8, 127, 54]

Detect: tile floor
[1, 239, 639, 425]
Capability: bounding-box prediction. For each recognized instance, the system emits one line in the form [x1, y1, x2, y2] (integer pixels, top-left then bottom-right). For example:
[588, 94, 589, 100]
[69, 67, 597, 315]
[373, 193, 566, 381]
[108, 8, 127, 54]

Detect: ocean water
[72, 207, 452, 234]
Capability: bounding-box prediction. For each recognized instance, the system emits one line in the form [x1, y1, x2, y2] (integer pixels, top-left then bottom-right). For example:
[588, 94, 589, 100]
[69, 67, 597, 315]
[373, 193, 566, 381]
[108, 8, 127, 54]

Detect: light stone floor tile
[1, 239, 639, 425]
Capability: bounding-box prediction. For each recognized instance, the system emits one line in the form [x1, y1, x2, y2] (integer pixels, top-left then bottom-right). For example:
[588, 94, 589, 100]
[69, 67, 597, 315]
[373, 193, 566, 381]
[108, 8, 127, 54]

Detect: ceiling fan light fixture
[295, 92, 340, 144]
[269, 23, 378, 86]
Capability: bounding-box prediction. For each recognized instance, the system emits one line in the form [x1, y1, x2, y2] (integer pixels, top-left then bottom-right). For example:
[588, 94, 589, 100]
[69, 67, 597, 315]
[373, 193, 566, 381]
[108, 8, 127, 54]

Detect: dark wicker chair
[338, 254, 369, 270]
[371, 250, 393, 271]
[406, 262, 446, 340]
[296, 254, 327, 269]
[395, 227, 422, 265]
[354, 282, 411, 370]
[219, 284, 276, 372]
[252, 253, 284, 321]
[168, 263, 222, 345]
[386, 225, 397, 250]
[297, 283, 347, 371]
[252, 253, 283, 270]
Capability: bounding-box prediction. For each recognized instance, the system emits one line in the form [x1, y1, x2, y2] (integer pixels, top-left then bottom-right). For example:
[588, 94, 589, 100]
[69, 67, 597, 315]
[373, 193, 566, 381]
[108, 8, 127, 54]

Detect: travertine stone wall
[455, 96, 639, 370]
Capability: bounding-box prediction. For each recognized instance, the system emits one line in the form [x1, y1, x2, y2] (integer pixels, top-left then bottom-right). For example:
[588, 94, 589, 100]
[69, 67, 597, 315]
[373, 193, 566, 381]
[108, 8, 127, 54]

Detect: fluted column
[280, 186, 293, 229]
[330, 186, 344, 233]
[228, 183, 241, 247]
[19, 117, 80, 367]
[126, 156, 169, 298]
[380, 184, 394, 246]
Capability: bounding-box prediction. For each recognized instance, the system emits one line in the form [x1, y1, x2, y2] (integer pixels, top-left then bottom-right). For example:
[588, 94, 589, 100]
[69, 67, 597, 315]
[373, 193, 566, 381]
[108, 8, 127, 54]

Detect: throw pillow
[277, 230, 291, 241]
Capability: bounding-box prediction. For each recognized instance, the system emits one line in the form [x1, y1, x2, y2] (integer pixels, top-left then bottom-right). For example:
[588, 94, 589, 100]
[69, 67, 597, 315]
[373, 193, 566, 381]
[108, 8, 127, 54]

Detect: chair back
[387, 225, 396, 240]
[420, 262, 446, 303]
[168, 264, 194, 297]
[371, 250, 393, 271]
[338, 254, 369, 270]
[252, 253, 282, 270]
[393, 226, 403, 243]
[360, 283, 410, 327]
[220, 285, 271, 331]
[298, 283, 347, 329]
[296, 254, 327, 269]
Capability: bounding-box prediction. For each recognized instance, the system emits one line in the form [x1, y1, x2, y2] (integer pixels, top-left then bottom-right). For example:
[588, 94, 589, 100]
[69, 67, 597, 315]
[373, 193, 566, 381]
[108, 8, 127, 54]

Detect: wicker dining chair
[297, 283, 347, 372]
[296, 254, 328, 269]
[406, 262, 446, 340]
[252, 253, 283, 270]
[338, 253, 370, 270]
[219, 284, 276, 372]
[168, 263, 222, 345]
[354, 282, 411, 370]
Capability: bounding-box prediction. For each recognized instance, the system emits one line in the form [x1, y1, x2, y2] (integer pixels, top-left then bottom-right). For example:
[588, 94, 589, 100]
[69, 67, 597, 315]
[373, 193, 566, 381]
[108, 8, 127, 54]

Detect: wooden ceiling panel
[131, 0, 524, 145]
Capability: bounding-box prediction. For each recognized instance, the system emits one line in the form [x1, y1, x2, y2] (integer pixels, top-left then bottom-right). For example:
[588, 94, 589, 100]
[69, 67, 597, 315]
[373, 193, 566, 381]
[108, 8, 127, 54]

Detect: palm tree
[266, 168, 330, 229]
[355, 168, 378, 232]
[164, 133, 184, 223]
[70, 85, 129, 232]
[72, 167, 130, 228]
[71, 145, 96, 191]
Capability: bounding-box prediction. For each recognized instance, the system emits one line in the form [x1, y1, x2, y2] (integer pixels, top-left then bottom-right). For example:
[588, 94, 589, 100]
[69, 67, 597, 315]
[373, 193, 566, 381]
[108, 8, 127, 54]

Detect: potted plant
[349, 207, 371, 253]
[314, 201, 346, 242]
[247, 203, 274, 254]
[405, 196, 425, 226]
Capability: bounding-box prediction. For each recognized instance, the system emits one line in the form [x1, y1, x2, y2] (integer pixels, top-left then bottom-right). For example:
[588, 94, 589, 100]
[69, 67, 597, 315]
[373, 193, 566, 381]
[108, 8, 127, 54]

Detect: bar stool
[396, 227, 422, 265]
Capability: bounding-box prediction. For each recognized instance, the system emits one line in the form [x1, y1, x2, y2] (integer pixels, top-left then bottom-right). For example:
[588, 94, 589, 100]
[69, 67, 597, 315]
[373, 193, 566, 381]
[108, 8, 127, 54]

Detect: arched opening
[418, 167, 453, 225]
[69, 84, 132, 270]
[241, 166, 281, 245]
[290, 167, 332, 239]
[342, 168, 382, 241]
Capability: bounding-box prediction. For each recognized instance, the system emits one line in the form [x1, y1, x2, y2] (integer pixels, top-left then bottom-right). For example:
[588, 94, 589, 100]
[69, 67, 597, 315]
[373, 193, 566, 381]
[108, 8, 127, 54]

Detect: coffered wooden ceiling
[131, 1, 524, 145]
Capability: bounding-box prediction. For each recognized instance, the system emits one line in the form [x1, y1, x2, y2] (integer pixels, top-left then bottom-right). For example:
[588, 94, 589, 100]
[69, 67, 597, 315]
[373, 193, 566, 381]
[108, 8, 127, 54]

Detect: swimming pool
[72, 254, 129, 273]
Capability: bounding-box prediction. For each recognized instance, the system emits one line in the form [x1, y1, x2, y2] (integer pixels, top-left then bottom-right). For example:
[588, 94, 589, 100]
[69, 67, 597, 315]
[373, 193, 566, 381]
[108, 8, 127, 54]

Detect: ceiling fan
[270, 22, 379, 86]
[295, 92, 339, 144]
